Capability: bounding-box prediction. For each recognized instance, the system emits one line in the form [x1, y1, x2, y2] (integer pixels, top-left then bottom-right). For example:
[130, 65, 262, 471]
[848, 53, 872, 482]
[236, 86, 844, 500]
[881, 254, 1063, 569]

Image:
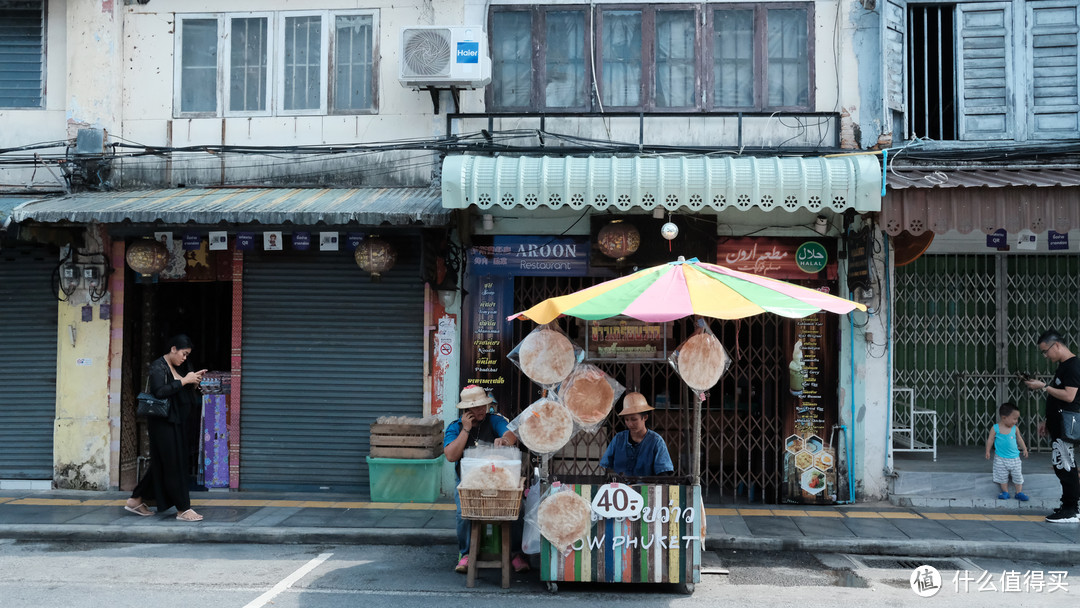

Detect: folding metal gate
[894, 253, 1080, 450]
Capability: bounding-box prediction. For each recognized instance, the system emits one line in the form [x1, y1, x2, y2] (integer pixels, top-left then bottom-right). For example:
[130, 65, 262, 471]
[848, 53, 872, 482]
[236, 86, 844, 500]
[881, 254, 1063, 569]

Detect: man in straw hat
[443, 385, 529, 573]
[599, 392, 675, 478]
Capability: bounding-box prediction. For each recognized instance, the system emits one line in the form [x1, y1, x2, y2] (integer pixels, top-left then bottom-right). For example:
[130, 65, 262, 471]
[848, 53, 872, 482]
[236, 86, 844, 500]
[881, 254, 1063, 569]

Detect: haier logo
[456, 42, 480, 64]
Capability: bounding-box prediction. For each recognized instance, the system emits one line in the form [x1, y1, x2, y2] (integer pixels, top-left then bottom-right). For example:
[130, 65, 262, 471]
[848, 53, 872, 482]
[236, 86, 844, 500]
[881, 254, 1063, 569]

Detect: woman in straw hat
[443, 385, 529, 574]
[599, 392, 675, 477]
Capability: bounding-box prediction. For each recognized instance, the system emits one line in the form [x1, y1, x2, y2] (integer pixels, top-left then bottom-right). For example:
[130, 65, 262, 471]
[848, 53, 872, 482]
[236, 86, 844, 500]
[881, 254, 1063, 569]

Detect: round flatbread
[676, 332, 728, 390]
[518, 328, 576, 386]
[561, 366, 615, 426]
[537, 490, 593, 552]
[517, 399, 574, 454]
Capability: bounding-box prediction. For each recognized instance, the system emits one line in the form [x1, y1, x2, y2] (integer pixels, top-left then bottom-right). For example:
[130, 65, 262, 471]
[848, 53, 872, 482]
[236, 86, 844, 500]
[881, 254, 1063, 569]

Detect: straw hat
[457, 384, 494, 409]
[618, 392, 654, 416]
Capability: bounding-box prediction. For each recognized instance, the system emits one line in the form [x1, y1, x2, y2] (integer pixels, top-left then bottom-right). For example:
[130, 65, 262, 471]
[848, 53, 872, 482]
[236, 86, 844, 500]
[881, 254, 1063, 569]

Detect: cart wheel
[676, 582, 695, 595]
[546, 582, 558, 594]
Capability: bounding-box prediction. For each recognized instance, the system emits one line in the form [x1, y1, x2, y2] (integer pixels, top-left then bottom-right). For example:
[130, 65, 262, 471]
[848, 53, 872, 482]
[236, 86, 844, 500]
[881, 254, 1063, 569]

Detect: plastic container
[366, 455, 444, 502]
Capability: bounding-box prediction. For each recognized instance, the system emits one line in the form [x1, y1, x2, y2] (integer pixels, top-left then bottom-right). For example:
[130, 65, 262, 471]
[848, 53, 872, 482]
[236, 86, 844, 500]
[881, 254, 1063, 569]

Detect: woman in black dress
[125, 334, 207, 521]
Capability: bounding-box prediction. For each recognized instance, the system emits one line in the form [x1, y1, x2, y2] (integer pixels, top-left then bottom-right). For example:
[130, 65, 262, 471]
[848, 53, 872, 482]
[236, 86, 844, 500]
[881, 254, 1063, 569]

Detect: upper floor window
[489, 3, 813, 112]
[175, 11, 377, 118]
[0, 0, 45, 109]
[890, 0, 1079, 141]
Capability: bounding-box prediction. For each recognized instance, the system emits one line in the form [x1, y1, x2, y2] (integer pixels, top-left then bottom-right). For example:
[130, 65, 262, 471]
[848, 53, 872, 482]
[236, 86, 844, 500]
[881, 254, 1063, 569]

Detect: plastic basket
[458, 478, 524, 520]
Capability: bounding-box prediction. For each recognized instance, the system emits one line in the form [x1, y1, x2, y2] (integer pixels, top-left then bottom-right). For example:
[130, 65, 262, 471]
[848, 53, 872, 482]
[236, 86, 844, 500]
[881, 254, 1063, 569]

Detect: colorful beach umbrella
[509, 257, 866, 324]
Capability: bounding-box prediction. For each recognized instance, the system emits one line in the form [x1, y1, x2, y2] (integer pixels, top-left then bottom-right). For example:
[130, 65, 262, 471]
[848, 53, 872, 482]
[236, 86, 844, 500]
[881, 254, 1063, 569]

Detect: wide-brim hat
[618, 392, 654, 416]
[457, 384, 494, 409]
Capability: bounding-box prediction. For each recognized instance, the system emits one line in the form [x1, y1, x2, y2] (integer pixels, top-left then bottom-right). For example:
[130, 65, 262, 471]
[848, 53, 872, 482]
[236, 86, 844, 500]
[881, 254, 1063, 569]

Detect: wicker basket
[458, 478, 524, 521]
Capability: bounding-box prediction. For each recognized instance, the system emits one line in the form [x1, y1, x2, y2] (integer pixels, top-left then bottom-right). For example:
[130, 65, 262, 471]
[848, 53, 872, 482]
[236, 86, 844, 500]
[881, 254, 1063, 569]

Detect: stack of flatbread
[459, 464, 519, 490]
[518, 328, 576, 386]
[538, 489, 593, 553]
[517, 398, 574, 454]
[560, 365, 616, 426]
[675, 331, 729, 390]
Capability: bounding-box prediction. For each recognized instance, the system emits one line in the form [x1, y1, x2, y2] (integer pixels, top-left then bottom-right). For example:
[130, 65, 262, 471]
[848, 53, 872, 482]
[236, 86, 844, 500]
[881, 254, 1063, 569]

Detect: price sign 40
[591, 483, 644, 519]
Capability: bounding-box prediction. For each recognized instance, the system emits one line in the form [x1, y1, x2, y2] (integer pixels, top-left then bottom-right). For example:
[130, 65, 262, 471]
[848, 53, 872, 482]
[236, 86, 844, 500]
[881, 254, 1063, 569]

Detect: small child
[984, 402, 1030, 501]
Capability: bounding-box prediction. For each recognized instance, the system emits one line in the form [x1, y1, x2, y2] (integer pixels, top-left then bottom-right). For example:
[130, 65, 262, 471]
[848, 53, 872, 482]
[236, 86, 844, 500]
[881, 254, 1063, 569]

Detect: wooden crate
[369, 422, 444, 459]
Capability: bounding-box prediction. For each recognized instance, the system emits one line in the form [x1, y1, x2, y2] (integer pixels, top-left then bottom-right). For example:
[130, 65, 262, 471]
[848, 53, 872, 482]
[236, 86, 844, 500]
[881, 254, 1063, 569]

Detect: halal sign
[795, 241, 828, 274]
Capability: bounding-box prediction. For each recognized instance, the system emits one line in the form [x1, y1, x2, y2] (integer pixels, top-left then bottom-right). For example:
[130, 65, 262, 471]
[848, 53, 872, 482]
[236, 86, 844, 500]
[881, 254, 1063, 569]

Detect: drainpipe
[884, 233, 894, 476]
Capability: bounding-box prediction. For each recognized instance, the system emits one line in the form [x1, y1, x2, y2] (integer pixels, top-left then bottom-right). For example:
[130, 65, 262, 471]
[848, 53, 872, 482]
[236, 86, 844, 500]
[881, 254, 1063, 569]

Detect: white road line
[242, 552, 333, 608]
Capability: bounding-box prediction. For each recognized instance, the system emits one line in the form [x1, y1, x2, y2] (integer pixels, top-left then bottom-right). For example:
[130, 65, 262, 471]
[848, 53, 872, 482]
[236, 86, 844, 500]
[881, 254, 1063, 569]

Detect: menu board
[460, 270, 514, 411]
[781, 305, 840, 504]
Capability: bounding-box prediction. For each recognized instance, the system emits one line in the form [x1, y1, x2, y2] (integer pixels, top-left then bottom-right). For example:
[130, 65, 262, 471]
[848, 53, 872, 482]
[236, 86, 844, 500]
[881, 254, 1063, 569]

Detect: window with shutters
[0, 0, 45, 109]
[902, 0, 1079, 141]
[174, 10, 378, 117]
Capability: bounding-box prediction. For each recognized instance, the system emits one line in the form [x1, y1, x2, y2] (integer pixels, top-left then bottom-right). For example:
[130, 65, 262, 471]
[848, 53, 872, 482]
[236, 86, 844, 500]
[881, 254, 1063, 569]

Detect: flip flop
[124, 502, 153, 517]
[176, 509, 203, 522]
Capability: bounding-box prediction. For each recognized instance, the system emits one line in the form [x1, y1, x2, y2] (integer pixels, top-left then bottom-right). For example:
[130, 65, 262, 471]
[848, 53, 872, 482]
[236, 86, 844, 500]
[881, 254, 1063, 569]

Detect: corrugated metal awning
[12, 188, 449, 226]
[887, 167, 1080, 189]
[883, 168, 1080, 236]
[441, 155, 882, 213]
[1, 196, 45, 224]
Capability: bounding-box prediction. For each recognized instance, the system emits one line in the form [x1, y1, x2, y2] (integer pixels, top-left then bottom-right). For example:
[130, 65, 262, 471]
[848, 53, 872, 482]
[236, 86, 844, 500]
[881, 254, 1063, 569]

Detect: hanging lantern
[597, 221, 640, 261]
[661, 221, 679, 241]
[354, 237, 397, 280]
[125, 239, 169, 276]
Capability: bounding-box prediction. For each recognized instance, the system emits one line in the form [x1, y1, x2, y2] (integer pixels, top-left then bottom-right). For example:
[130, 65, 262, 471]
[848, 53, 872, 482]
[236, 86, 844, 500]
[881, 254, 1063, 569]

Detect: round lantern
[661, 221, 679, 241]
[354, 237, 397, 280]
[597, 221, 640, 261]
[125, 239, 169, 275]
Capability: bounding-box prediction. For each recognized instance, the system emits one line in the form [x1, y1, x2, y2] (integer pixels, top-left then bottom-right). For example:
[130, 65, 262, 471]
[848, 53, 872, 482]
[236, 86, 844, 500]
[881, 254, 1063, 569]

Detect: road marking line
[243, 552, 332, 608]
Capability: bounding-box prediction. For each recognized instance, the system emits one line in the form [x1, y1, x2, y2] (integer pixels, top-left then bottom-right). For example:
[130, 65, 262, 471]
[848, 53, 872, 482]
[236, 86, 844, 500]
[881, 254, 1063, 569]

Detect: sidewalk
[1, 489, 1077, 562]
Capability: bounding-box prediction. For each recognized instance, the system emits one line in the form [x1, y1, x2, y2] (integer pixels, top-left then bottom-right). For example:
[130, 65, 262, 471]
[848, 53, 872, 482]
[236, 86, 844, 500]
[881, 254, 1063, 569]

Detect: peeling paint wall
[851, 0, 888, 149]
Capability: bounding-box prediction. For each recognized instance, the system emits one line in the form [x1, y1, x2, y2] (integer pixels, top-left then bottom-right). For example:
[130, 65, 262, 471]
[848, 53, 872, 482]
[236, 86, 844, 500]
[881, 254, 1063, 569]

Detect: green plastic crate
[366, 455, 444, 502]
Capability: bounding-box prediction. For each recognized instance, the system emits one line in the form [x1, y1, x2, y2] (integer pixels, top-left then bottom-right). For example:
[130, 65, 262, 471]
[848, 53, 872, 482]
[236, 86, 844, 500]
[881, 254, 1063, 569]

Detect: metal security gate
[0, 247, 58, 479]
[240, 242, 425, 492]
[510, 276, 787, 503]
[895, 253, 1080, 450]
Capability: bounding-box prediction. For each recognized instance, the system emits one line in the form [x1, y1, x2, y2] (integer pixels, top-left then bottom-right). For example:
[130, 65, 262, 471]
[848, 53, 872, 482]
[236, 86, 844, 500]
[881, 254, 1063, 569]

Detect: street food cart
[507, 257, 865, 593]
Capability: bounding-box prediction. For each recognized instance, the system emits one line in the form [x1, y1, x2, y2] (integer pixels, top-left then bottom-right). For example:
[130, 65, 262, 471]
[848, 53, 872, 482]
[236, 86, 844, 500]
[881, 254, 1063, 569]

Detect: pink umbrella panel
[509, 257, 867, 324]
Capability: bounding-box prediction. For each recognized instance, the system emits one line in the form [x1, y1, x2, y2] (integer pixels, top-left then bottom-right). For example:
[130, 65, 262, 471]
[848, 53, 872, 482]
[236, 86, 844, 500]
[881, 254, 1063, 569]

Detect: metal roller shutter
[0, 247, 57, 479]
[241, 242, 425, 492]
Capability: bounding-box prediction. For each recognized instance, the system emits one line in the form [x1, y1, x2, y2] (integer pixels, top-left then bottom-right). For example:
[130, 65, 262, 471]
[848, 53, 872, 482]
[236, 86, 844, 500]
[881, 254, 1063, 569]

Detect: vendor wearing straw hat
[443, 385, 528, 574]
[600, 392, 675, 477]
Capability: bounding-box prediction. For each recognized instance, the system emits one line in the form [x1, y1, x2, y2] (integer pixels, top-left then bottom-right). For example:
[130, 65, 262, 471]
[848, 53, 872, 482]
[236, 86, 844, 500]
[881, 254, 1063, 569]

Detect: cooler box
[366, 455, 444, 502]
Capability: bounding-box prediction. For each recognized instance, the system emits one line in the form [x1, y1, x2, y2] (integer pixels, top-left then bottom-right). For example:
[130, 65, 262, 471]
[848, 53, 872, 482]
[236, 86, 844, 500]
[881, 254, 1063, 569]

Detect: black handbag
[1063, 408, 1080, 443]
[136, 373, 171, 418]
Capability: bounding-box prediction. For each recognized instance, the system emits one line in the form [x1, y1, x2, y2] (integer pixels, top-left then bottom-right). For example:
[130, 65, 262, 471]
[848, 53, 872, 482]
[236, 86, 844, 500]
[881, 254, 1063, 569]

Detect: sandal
[176, 509, 204, 522]
[124, 500, 153, 517]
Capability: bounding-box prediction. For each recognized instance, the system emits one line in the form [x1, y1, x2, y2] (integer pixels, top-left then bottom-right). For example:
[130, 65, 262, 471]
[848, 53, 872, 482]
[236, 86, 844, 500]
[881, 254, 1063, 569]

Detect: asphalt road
[0, 539, 1075, 607]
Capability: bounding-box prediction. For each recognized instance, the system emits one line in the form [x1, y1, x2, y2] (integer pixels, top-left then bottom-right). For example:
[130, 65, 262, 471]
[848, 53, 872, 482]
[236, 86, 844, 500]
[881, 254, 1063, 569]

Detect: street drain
[859, 557, 967, 571]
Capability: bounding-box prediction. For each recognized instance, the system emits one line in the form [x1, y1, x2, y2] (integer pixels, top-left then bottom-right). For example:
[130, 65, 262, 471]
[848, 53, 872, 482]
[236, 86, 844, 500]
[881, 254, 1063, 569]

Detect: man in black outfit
[1023, 330, 1080, 523]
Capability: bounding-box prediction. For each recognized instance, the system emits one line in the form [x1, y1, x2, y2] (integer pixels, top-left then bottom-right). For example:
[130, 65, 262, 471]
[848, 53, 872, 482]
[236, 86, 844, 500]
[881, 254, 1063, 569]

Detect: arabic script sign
[717, 237, 837, 280]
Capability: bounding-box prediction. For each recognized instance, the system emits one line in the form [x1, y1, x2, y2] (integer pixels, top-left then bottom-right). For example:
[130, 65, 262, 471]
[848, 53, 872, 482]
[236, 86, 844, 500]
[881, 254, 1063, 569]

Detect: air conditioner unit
[399, 26, 491, 89]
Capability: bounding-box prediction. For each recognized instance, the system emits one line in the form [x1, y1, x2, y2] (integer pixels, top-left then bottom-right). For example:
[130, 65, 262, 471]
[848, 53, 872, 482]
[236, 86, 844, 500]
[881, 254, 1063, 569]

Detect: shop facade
[440, 154, 890, 503]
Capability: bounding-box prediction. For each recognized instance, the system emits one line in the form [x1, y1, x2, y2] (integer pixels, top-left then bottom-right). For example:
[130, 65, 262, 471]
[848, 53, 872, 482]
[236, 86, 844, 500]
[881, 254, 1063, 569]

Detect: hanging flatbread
[561, 366, 615, 426]
[676, 332, 729, 390]
[537, 490, 593, 552]
[517, 399, 574, 454]
[518, 328, 576, 386]
[459, 464, 519, 491]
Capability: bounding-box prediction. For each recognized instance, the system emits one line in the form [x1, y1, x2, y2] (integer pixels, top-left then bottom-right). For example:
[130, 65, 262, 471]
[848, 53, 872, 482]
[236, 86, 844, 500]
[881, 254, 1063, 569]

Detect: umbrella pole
[692, 391, 702, 485]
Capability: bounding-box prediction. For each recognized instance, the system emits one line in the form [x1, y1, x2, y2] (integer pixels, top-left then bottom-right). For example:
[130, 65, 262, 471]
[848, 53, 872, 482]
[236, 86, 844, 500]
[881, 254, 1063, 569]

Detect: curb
[0, 525, 456, 546]
[707, 535, 1080, 561]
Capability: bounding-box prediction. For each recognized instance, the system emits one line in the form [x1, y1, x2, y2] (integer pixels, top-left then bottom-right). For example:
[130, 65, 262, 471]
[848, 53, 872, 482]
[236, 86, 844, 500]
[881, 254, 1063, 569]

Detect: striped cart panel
[540, 483, 702, 584]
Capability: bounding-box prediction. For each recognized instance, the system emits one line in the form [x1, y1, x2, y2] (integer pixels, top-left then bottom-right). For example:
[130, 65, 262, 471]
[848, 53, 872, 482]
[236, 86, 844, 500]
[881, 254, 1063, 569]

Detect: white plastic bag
[520, 474, 542, 554]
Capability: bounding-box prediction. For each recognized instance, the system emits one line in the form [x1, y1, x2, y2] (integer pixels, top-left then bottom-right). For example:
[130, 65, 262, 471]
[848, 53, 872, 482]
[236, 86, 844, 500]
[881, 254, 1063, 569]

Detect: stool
[466, 519, 511, 588]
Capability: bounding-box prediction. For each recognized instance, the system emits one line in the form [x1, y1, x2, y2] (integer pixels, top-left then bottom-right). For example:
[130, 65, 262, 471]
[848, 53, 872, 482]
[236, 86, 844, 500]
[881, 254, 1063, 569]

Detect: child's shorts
[993, 455, 1024, 485]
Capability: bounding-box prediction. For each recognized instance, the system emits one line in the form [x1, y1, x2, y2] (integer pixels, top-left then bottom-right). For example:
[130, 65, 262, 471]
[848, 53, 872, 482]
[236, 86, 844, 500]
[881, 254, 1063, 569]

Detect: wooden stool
[466, 519, 511, 589]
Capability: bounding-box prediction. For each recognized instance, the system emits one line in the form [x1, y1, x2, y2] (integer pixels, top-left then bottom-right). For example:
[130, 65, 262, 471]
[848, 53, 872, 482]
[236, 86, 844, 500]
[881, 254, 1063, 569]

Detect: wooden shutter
[0, 0, 45, 108]
[957, 2, 1013, 140]
[1028, 0, 1080, 139]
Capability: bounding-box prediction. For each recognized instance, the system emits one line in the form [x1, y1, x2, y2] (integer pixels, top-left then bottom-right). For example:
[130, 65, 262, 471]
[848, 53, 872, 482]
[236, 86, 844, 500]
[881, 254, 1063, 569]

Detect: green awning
[441, 155, 881, 213]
